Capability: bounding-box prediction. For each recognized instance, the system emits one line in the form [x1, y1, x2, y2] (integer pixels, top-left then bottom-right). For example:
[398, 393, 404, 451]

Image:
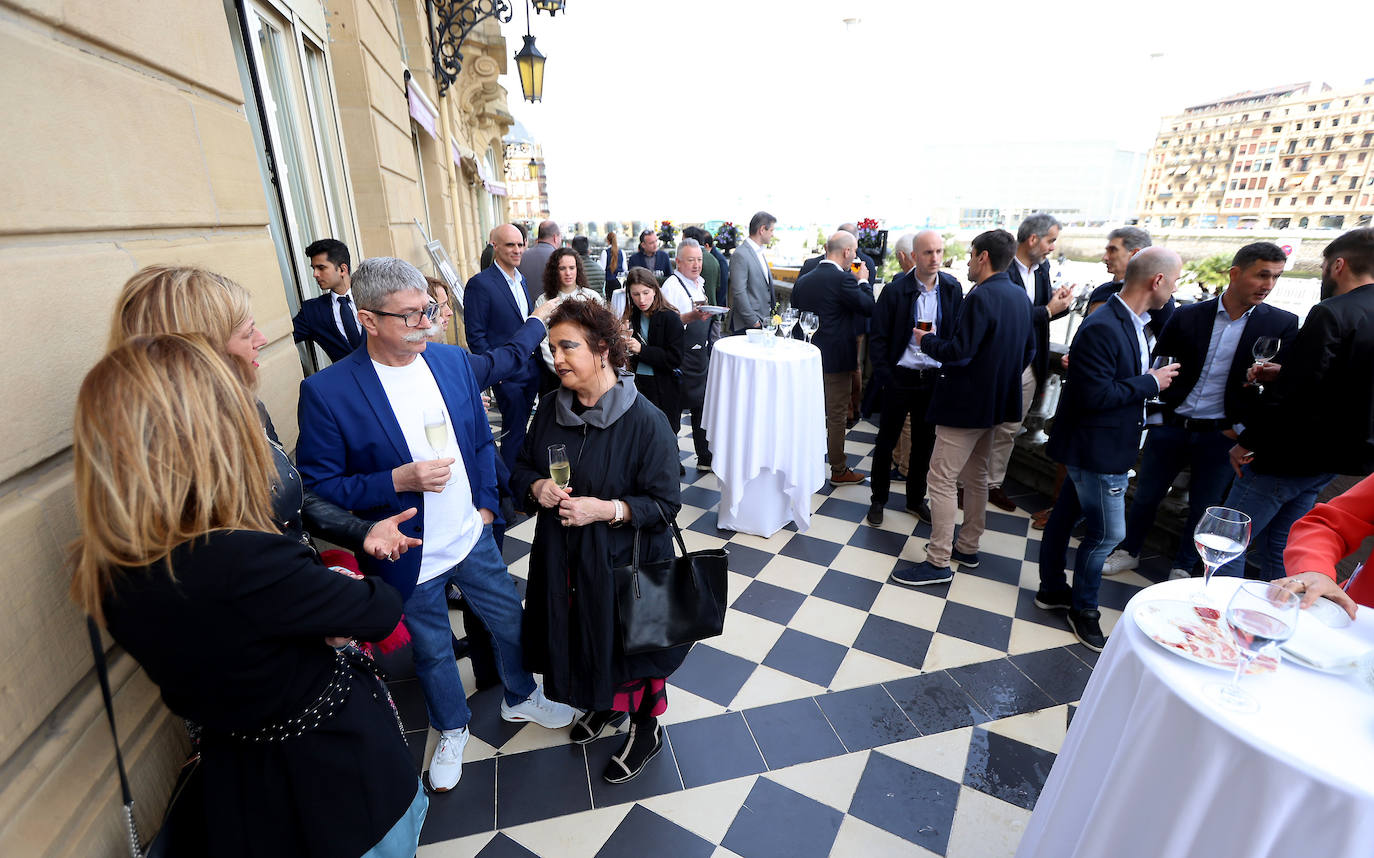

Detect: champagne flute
[1147, 355, 1175, 405]
[1248, 337, 1280, 395]
[1192, 506, 1251, 603]
[1203, 581, 1299, 713]
[423, 407, 448, 459]
[548, 444, 571, 491]
[800, 311, 820, 344]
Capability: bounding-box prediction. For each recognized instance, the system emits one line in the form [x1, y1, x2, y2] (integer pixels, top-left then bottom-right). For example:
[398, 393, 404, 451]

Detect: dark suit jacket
[1007, 259, 1066, 384]
[711, 248, 730, 305]
[464, 264, 535, 382]
[628, 250, 673, 280]
[296, 344, 500, 601]
[1239, 282, 1374, 476]
[869, 270, 964, 384]
[292, 292, 361, 363]
[1088, 280, 1177, 335]
[1047, 297, 1159, 474]
[1154, 298, 1299, 427]
[921, 272, 1035, 429]
[799, 250, 877, 338]
[789, 261, 875, 373]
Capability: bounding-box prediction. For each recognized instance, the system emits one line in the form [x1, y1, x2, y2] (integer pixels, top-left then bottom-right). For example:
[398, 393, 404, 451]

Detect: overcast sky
[498, 0, 1374, 225]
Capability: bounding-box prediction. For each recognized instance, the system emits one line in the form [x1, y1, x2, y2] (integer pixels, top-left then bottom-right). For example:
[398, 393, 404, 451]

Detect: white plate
[698, 305, 728, 314]
[1133, 599, 1278, 675]
[1281, 647, 1360, 675]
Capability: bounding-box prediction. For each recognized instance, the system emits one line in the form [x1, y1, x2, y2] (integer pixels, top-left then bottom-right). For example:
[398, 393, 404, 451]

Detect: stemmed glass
[422, 407, 451, 486]
[800, 312, 820, 344]
[1247, 337, 1280, 395]
[548, 444, 570, 491]
[1203, 581, 1300, 713]
[1147, 355, 1175, 405]
[1192, 506, 1251, 603]
[779, 309, 799, 343]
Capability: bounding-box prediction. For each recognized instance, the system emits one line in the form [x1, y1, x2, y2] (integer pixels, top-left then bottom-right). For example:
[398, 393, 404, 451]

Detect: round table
[1016, 577, 1374, 858]
[702, 336, 825, 536]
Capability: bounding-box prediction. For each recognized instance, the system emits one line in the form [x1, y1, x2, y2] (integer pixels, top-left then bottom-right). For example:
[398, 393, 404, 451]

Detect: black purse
[87, 618, 206, 858]
[612, 510, 729, 655]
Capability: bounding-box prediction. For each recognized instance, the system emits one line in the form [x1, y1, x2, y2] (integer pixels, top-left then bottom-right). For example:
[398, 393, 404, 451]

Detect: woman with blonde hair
[72, 334, 423, 857]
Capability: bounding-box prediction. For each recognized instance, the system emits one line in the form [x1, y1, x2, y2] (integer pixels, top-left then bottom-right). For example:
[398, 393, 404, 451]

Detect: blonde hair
[71, 334, 278, 624]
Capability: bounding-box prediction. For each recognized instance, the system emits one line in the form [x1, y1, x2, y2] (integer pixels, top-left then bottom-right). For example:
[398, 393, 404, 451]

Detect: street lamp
[513, 0, 546, 103]
[532, 0, 565, 14]
[527, 158, 539, 179]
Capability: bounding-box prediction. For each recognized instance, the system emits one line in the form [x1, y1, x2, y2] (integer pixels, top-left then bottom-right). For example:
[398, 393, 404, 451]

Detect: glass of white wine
[423, 407, 451, 487]
[549, 444, 571, 491]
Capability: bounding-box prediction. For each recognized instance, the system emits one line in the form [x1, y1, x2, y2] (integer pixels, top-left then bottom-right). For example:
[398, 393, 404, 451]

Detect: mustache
[402, 323, 443, 343]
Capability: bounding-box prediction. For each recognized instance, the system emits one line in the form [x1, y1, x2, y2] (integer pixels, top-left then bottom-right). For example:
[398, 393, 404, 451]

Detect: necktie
[338, 295, 362, 349]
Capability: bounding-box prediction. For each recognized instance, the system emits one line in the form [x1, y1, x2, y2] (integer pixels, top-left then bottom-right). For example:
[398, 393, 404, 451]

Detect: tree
[1183, 253, 1231, 296]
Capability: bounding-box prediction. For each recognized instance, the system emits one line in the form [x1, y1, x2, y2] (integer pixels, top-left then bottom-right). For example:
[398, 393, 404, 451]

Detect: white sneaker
[1101, 549, 1139, 576]
[428, 727, 468, 791]
[1169, 567, 1193, 581]
[501, 684, 577, 729]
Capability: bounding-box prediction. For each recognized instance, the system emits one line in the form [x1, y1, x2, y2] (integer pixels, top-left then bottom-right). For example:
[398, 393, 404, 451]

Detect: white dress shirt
[330, 290, 364, 342]
[1013, 257, 1038, 303]
[661, 272, 707, 316]
[745, 237, 772, 284]
[496, 263, 529, 316]
[897, 275, 942, 371]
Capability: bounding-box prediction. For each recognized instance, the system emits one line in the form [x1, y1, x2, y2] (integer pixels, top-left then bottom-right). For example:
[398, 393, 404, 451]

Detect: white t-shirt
[660, 273, 706, 316]
[372, 357, 484, 585]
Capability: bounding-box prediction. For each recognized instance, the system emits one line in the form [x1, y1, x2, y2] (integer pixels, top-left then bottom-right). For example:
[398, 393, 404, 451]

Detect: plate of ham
[1134, 599, 1279, 674]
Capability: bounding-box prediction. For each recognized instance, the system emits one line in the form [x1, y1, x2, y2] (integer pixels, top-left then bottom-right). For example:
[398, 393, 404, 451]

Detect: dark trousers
[870, 370, 938, 506]
[493, 373, 539, 475]
[1119, 424, 1235, 571]
[689, 400, 711, 464]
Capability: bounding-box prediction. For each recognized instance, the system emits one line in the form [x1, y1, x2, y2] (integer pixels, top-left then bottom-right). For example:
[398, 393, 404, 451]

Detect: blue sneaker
[889, 561, 954, 588]
[951, 548, 980, 569]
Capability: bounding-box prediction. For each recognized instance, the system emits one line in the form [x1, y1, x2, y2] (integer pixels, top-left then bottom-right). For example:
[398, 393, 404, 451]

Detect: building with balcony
[504, 120, 551, 225]
[1139, 80, 1374, 230]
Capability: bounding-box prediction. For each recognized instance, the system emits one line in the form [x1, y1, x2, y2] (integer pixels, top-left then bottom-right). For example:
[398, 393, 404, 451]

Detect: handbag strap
[649, 500, 689, 557]
[87, 617, 145, 858]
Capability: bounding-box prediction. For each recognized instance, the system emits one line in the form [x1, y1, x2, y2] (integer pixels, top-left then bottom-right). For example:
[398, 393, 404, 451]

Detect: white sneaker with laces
[1169, 567, 1193, 581]
[428, 726, 468, 792]
[501, 684, 577, 729]
[1101, 549, 1139, 576]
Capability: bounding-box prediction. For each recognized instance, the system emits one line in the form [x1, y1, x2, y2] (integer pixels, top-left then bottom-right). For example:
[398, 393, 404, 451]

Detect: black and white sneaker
[602, 720, 663, 784]
[569, 710, 621, 745]
[1067, 609, 1108, 652]
[1033, 588, 1072, 612]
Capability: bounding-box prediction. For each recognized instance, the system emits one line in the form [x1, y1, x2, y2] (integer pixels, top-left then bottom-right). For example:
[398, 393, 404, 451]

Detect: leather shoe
[866, 502, 884, 526]
[1030, 508, 1052, 531]
[828, 469, 866, 487]
[905, 499, 932, 525]
[987, 486, 1017, 512]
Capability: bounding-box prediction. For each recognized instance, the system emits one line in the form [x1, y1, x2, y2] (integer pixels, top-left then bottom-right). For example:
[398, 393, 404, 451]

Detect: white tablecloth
[1017, 577, 1374, 858]
[702, 336, 825, 536]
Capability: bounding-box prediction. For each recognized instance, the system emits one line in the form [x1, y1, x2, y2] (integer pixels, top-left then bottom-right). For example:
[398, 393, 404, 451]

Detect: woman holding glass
[535, 248, 604, 392]
[510, 299, 685, 784]
[622, 267, 684, 431]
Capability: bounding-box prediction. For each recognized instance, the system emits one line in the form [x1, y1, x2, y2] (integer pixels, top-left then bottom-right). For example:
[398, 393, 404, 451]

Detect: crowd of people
[67, 207, 1374, 855]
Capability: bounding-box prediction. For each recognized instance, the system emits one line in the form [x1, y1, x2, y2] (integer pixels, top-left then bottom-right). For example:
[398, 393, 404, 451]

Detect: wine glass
[779, 309, 799, 343]
[1248, 337, 1280, 395]
[548, 444, 570, 491]
[1147, 355, 1175, 405]
[1192, 506, 1251, 603]
[1203, 581, 1300, 713]
[800, 312, 820, 344]
[422, 407, 448, 459]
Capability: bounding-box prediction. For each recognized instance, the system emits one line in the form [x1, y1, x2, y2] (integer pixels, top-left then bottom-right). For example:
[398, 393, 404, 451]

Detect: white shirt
[745, 237, 772, 284]
[1113, 294, 1157, 392]
[820, 258, 870, 285]
[1013, 257, 1038, 303]
[661, 272, 707, 315]
[1176, 301, 1254, 422]
[331, 290, 363, 342]
[496, 263, 529, 316]
[371, 357, 484, 585]
[897, 275, 942, 371]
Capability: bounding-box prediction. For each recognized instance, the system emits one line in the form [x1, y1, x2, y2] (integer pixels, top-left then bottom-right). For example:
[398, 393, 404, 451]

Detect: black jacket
[291, 292, 361, 363]
[1007, 259, 1067, 384]
[869, 270, 964, 382]
[799, 249, 878, 337]
[789, 260, 876, 372]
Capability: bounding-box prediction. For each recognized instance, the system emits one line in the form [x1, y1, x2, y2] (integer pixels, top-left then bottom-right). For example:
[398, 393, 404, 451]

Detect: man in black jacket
[1216, 227, 1374, 581]
[292, 238, 363, 363]
[799, 223, 878, 425]
[890, 230, 1034, 587]
[1036, 247, 1181, 650]
[865, 230, 963, 526]
[790, 231, 875, 486]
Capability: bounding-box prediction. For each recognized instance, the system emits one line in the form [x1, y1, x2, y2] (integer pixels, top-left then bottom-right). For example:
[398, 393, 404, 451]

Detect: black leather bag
[613, 513, 729, 655]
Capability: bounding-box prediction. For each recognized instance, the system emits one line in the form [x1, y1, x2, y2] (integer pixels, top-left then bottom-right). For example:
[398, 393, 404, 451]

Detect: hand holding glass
[1193, 506, 1251, 602]
[1248, 337, 1280, 395]
[548, 444, 570, 490]
[1204, 582, 1300, 713]
[1148, 355, 1175, 405]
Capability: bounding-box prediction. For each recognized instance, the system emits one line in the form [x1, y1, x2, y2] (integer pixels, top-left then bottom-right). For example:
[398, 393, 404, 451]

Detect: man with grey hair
[1086, 226, 1175, 332]
[663, 238, 718, 470]
[729, 211, 779, 332]
[518, 219, 561, 302]
[298, 257, 576, 794]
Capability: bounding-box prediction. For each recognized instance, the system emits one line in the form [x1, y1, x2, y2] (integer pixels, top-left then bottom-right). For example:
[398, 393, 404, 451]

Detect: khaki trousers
[989, 365, 1038, 489]
[893, 415, 913, 476]
[927, 424, 996, 567]
[823, 372, 852, 474]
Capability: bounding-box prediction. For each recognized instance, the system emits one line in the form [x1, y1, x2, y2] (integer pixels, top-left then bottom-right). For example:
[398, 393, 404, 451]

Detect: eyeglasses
[369, 301, 441, 328]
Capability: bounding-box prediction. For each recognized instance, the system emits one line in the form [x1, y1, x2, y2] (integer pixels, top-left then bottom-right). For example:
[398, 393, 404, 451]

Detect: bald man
[1036, 246, 1182, 651]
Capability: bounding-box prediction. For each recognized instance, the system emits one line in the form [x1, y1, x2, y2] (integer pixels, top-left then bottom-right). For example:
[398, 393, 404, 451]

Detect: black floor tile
[501, 537, 532, 564]
[687, 513, 735, 538]
[1023, 537, 1043, 563]
[963, 727, 1057, 811]
[762, 629, 849, 688]
[851, 614, 934, 670]
[722, 778, 844, 858]
[742, 697, 846, 769]
[959, 550, 1023, 586]
[731, 579, 808, 626]
[476, 832, 540, 857]
[936, 601, 1013, 652]
[885, 671, 990, 735]
[463, 685, 530, 751]
[667, 712, 768, 789]
[680, 485, 722, 510]
[724, 542, 774, 577]
[388, 679, 429, 733]
[587, 727, 684, 808]
[778, 533, 844, 567]
[1014, 587, 1069, 629]
[811, 569, 883, 612]
[946, 658, 1056, 720]
[1010, 647, 1093, 704]
[845, 525, 911, 556]
[404, 729, 428, 772]
[846, 429, 879, 444]
[495, 744, 592, 829]
[596, 805, 715, 858]
[669, 644, 757, 707]
[1066, 642, 1101, 668]
[983, 510, 1031, 536]
[1097, 577, 1142, 611]
[848, 751, 960, 855]
[1067, 702, 1078, 729]
[419, 756, 496, 843]
[816, 496, 871, 523]
[814, 684, 920, 751]
[680, 467, 714, 485]
[376, 642, 418, 681]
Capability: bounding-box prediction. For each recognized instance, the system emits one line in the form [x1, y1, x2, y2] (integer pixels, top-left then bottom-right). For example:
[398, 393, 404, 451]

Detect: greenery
[1183, 253, 1232, 295]
[942, 233, 968, 263]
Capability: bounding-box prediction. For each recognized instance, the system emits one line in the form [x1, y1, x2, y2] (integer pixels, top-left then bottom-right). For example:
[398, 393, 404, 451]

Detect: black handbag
[87, 618, 206, 858]
[612, 511, 729, 655]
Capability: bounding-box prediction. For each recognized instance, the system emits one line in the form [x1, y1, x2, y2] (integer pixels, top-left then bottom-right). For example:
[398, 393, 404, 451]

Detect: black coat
[790, 261, 876, 372]
[629, 307, 685, 424]
[103, 531, 412, 858]
[799, 249, 878, 338]
[1007, 259, 1066, 384]
[868, 270, 964, 382]
[291, 292, 361, 364]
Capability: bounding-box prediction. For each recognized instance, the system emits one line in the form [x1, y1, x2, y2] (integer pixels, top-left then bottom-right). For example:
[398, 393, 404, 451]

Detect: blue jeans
[403, 525, 536, 731]
[1119, 425, 1236, 571]
[1213, 467, 1335, 580]
[1039, 466, 1129, 613]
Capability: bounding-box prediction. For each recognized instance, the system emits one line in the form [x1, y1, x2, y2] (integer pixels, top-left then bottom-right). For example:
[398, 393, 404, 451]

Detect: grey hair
[537, 219, 560, 240]
[676, 238, 702, 255]
[351, 257, 429, 311]
[892, 232, 917, 256]
[1107, 226, 1152, 253]
[1017, 213, 1061, 244]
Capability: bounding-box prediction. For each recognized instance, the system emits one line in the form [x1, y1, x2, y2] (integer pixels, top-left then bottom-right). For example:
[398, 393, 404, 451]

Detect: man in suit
[799, 223, 879, 425]
[865, 230, 963, 526]
[292, 238, 364, 363]
[729, 211, 778, 332]
[996, 214, 1073, 511]
[628, 228, 673, 282]
[1217, 227, 1374, 581]
[297, 257, 574, 793]
[1102, 242, 1298, 580]
[891, 230, 1035, 588]
[518, 220, 560, 304]
[790, 231, 875, 486]
[465, 223, 542, 474]
[1037, 248, 1182, 651]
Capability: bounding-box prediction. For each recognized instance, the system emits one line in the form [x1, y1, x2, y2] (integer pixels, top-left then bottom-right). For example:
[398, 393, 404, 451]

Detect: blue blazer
[1006, 259, 1062, 384]
[1153, 298, 1299, 427]
[1047, 297, 1159, 474]
[628, 250, 672, 278]
[868, 270, 964, 380]
[464, 265, 535, 382]
[292, 293, 361, 363]
[296, 345, 500, 600]
[921, 272, 1035, 428]
[789, 261, 875, 373]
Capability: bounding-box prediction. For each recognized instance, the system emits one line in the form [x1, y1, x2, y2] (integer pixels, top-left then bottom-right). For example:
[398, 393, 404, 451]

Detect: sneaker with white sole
[1169, 567, 1193, 581]
[427, 726, 468, 792]
[501, 684, 577, 729]
[1101, 549, 1139, 576]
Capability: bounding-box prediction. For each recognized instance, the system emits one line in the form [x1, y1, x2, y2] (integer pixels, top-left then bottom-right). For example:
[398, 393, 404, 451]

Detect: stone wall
[1057, 228, 1329, 275]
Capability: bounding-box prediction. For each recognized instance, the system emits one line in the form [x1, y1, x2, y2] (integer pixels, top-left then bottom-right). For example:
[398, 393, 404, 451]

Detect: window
[1345, 135, 1355, 144]
[1346, 195, 1354, 204]
[1364, 133, 1374, 147]
[1272, 125, 1283, 133]
[1315, 120, 1322, 128]
[1333, 118, 1340, 127]
[1296, 122, 1304, 130]
[1323, 136, 1334, 151]
[1326, 196, 1334, 205]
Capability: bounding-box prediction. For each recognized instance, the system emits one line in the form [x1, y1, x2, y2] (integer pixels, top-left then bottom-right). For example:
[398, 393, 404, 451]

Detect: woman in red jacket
[1281, 474, 1374, 620]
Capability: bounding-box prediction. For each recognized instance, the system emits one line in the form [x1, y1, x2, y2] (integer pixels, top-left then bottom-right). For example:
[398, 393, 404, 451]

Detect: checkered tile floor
[384, 419, 1182, 857]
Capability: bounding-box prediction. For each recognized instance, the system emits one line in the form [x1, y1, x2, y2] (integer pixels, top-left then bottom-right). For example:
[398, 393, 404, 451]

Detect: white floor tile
[944, 786, 1032, 858]
[762, 749, 871, 812]
[984, 705, 1069, 755]
[502, 803, 633, 858]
